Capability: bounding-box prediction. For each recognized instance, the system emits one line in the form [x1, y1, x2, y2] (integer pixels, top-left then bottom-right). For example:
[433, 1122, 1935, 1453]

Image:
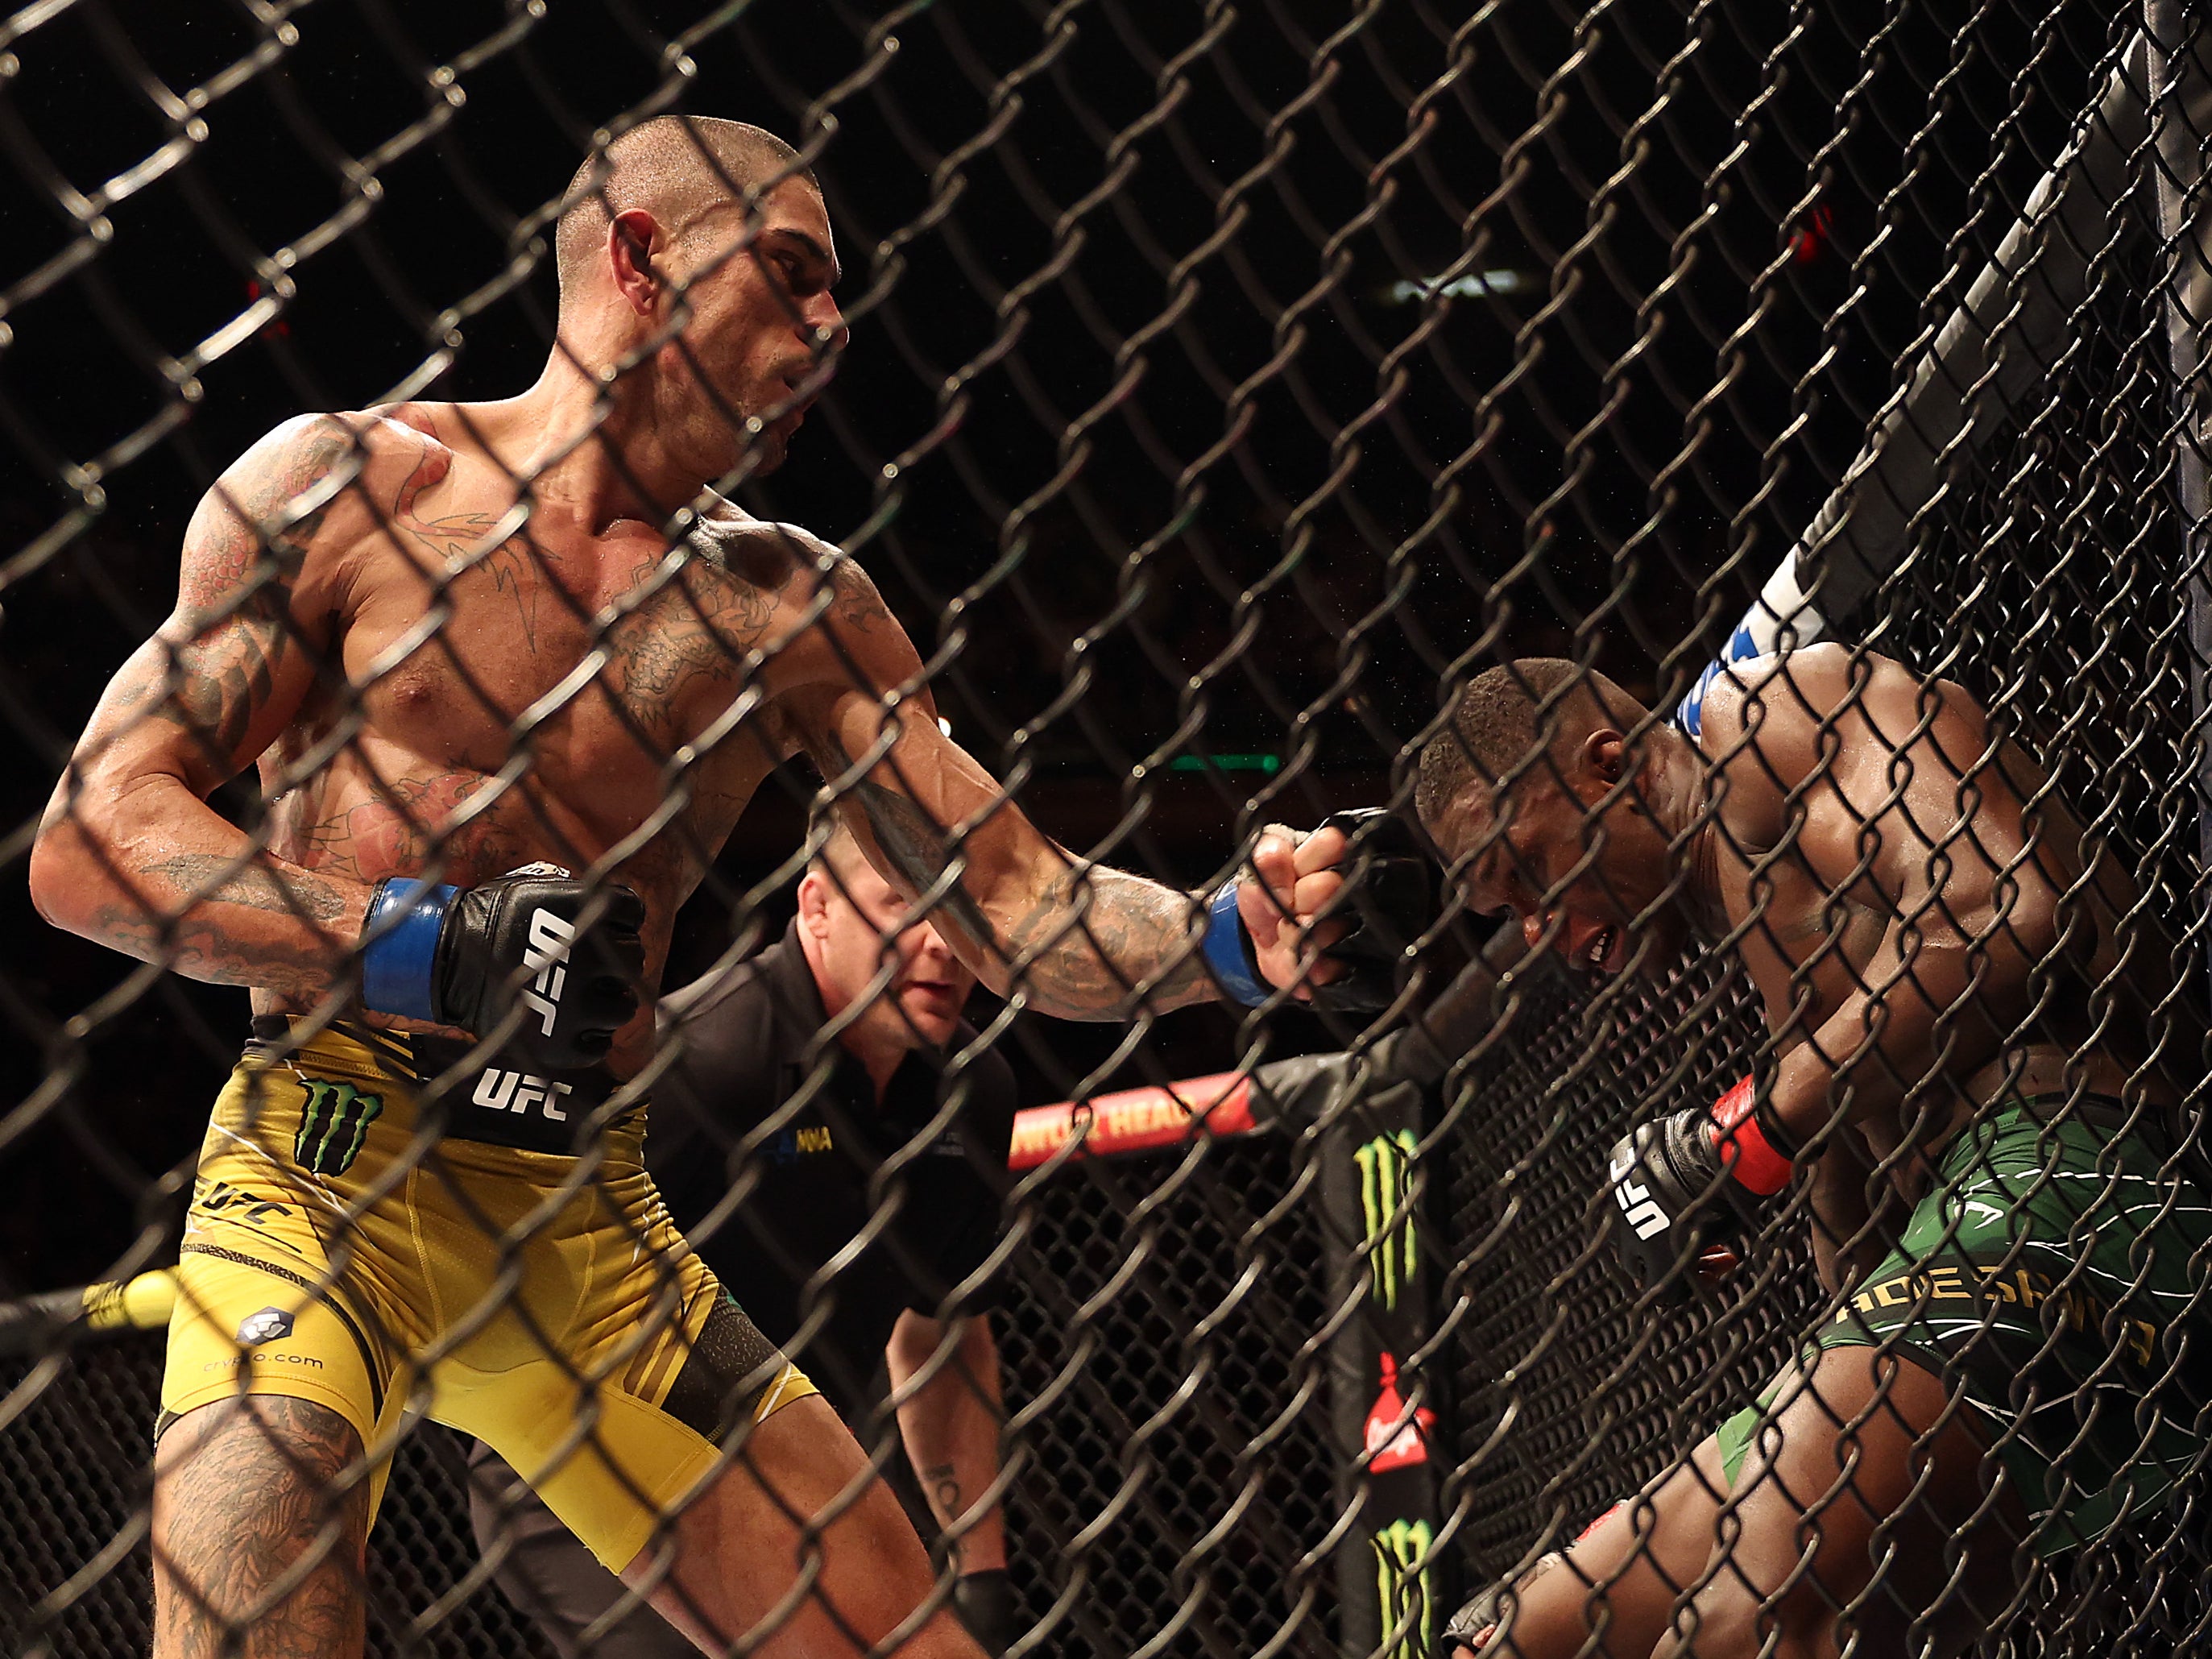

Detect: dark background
[0, 0, 2127, 1291]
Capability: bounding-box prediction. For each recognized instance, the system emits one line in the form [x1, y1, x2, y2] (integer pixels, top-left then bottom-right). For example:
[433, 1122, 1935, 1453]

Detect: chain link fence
[2, 1, 2210, 1657]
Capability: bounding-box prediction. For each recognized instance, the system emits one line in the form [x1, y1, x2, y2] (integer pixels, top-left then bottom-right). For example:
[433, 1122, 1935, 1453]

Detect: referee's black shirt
[645, 921, 1019, 1429]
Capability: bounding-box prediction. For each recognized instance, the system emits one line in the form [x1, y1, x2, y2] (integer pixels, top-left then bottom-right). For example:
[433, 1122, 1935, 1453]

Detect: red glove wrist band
[1709, 1076, 1794, 1196]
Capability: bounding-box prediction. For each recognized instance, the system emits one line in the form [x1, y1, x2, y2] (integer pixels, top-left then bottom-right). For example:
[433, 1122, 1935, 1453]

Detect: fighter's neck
[1647, 739, 1732, 936]
[439, 367, 718, 533]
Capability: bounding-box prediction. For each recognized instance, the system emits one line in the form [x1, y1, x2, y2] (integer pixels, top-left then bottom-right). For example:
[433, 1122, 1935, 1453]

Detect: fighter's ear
[1584, 731, 1629, 786]
[608, 209, 667, 314]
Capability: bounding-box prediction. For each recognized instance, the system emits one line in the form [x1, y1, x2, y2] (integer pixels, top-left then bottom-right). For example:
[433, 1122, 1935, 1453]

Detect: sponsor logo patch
[292, 1077, 383, 1177]
[235, 1306, 293, 1347]
[471, 1068, 573, 1121]
[1371, 1516, 1435, 1657]
[1356, 1130, 1419, 1309]
[1363, 1353, 1436, 1474]
[767, 1124, 835, 1164]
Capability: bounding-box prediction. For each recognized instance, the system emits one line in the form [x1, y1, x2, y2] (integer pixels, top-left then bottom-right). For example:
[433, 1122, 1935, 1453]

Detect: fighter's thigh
[161, 1246, 391, 1462]
[628, 1393, 964, 1659]
[1470, 1437, 1735, 1659]
[152, 1395, 371, 1659]
[468, 1282, 822, 1573]
[1660, 1347, 2027, 1659]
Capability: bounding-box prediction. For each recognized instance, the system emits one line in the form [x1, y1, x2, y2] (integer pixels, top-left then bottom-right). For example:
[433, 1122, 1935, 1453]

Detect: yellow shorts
[163, 1018, 818, 1571]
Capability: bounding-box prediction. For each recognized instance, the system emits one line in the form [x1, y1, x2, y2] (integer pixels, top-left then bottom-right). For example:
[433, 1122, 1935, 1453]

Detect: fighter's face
[1429, 761, 1688, 979]
[806, 861, 975, 1052]
[660, 178, 845, 476]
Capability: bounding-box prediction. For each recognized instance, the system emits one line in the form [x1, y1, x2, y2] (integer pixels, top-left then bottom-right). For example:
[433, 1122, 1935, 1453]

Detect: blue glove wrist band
[1203, 881, 1271, 1007]
[361, 878, 458, 1023]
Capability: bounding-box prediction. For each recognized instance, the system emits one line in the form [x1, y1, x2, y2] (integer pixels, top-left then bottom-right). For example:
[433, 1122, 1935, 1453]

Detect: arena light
[1377, 268, 1535, 305]
[1166, 752, 1281, 774]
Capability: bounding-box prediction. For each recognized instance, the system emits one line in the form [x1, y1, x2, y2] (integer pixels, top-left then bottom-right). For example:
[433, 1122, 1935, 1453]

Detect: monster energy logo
[1372, 1517, 1434, 1657]
[292, 1078, 383, 1177]
[1355, 1129, 1419, 1309]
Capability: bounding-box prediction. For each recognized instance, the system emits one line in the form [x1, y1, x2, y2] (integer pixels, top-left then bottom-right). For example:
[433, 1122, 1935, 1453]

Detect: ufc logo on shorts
[519, 908, 575, 1036]
[473, 1068, 572, 1122]
[1609, 1149, 1670, 1241]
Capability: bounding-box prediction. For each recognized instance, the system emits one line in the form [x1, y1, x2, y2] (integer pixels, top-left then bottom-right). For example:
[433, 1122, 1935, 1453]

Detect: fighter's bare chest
[333, 533, 784, 776]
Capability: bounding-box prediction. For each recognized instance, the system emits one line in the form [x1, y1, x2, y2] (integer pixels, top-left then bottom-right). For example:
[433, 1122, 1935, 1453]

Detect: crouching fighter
[1415, 649, 2211, 1659]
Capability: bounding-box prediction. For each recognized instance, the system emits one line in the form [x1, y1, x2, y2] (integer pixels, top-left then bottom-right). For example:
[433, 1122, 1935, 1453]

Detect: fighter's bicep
[68, 601, 319, 803]
[121, 421, 360, 786]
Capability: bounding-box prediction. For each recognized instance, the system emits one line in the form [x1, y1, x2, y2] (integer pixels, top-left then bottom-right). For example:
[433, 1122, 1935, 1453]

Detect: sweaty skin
[27, 139, 1347, 1659]
[1425, 645, 2193, 1659]
[1436, 645, 2181, 1280]
[28, 183, 1344, 1079]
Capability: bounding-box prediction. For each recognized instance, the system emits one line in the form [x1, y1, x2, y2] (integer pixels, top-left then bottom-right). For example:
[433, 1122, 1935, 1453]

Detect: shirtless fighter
[1415, 651, 2210, 1658]
[27, 118, 1352, 1658]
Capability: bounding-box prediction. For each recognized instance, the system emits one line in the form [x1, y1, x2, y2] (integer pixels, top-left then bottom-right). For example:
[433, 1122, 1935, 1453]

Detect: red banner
[1007, 1072, 1259, 1171]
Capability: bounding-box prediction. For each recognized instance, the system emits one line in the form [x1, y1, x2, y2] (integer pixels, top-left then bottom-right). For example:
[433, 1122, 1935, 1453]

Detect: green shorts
[1716, 1096, 2212, 1554]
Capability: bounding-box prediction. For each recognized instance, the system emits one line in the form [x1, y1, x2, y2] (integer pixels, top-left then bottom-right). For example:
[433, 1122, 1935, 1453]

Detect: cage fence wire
[0, 2, 2206, 1659]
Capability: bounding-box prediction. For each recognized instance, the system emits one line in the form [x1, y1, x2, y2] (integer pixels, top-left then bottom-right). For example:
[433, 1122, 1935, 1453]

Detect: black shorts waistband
[246, 1016, 637, 1157]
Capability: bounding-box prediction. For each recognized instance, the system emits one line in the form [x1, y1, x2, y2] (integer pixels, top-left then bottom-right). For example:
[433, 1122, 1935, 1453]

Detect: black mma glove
[1203, 809, 1437, 1013]
[1306, 808, 1437, 1013]
[955, 1567, 1017, 1657]
[1443, 1499, 1622, 1657]
[359, 863, 645, 1069]
[1444, 1553, 1564, 1657]
[1605, 1078, 1796, 1303]
[1249, 1048, 1425, 1133]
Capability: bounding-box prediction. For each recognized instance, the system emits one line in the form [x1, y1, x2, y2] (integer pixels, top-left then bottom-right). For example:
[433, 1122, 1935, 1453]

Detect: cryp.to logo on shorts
[235, 1307, 293, 1347]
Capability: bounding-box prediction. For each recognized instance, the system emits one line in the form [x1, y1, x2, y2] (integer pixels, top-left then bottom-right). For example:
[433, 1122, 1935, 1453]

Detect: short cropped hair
[1415, 659, 1634, 828]
[553, 115, 814, 308]
[806, 817, 872, 894]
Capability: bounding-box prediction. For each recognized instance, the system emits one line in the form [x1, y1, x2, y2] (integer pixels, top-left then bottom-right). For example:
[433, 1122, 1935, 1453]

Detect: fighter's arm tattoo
[793, 550, 1214, 1018]
[39, 419, 371, 994]
[139, 418, 351, 772]
[831, 773, 1210, 1020]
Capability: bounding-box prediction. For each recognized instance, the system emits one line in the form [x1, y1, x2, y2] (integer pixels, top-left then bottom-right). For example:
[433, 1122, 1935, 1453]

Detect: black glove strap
[955, 1566, 1017, 1657]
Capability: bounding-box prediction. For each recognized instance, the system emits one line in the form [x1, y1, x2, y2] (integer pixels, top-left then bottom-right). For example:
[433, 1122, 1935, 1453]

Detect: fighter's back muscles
[28, 413, 379, 1001]
[1693, 645, 2080, 1144]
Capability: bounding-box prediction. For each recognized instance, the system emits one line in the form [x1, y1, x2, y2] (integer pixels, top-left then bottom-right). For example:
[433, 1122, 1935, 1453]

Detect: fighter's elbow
[27, 814, 99, 937]
[27, 770, 164, 939]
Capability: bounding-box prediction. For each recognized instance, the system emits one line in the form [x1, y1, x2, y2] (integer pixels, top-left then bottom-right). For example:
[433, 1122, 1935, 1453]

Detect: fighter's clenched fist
[1239, 820, 1352, 993]
[1223, 808, 1436, 1012]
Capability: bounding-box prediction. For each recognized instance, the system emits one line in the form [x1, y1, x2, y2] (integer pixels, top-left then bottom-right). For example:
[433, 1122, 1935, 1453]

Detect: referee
[468, 825, 1020, 1658]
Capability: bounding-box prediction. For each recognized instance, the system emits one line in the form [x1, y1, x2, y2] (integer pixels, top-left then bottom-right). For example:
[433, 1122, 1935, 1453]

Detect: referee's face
[802, 861, 976, 1052]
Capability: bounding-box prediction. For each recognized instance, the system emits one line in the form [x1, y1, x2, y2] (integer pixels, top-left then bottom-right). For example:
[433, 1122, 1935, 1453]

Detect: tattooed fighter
[28, 118, 1349, 1659]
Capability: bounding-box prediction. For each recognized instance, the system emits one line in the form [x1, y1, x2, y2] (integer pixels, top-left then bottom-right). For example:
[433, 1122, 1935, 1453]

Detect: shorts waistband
[245, 1016, 644, 1159]
[2004, 1092, 2135, 1135]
